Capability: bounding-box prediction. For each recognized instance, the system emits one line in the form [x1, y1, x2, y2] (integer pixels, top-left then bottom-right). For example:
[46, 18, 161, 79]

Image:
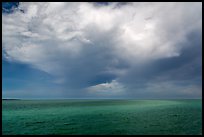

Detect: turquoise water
[2, 99, 202, 135]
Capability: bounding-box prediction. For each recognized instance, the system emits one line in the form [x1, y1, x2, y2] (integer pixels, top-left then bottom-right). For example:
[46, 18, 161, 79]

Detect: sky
[2, 2, 202, 99]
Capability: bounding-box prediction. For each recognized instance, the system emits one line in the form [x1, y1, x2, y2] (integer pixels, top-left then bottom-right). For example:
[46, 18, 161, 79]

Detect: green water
[2, 99, 202, 135]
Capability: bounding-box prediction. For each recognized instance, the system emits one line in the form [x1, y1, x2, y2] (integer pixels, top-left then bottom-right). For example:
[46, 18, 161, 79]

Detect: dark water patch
[35, 121, 45, 124]
[25, 121, 46, 126]
[63, 122, 76, 126]
[171, 114, 179, 117]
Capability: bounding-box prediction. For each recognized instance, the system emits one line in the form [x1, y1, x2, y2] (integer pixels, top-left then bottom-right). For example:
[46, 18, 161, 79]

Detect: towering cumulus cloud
[2, 2, 202, 98]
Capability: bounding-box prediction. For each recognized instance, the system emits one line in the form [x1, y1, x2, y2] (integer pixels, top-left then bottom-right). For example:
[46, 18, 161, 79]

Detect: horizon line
[2, 98, 202, 100]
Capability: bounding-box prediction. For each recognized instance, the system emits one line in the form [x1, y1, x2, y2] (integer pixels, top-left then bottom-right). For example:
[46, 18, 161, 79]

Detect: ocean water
[2, 99, 202, 135]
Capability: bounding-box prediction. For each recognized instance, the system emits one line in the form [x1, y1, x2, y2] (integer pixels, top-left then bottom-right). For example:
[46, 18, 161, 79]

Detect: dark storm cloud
[120, 29, 202, 84]
[117, 29, 202, 98]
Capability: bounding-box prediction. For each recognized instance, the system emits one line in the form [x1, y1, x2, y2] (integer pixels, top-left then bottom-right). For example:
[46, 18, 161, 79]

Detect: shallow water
[2, 99, 202, 135]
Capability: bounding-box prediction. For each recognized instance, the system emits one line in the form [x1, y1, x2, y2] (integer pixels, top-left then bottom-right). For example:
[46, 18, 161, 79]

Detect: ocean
[2, 99, 202, 135]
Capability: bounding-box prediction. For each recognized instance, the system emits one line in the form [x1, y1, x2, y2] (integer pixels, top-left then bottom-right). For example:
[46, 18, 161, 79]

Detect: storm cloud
[2, 2, 202, 99]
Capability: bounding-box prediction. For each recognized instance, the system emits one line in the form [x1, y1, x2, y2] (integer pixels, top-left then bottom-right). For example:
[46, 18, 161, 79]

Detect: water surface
[2, 99, 202, 135]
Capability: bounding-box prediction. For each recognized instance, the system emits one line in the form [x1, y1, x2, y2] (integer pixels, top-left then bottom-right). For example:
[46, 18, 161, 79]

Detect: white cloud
[86, 80, 125, 95]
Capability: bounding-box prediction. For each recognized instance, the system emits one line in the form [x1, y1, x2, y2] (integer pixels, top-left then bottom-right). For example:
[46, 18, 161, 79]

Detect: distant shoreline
[2, 99, 21, 100]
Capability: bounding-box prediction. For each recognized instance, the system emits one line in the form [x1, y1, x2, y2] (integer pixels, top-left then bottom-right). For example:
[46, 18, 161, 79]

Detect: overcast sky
[2, 2, 202, 99]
